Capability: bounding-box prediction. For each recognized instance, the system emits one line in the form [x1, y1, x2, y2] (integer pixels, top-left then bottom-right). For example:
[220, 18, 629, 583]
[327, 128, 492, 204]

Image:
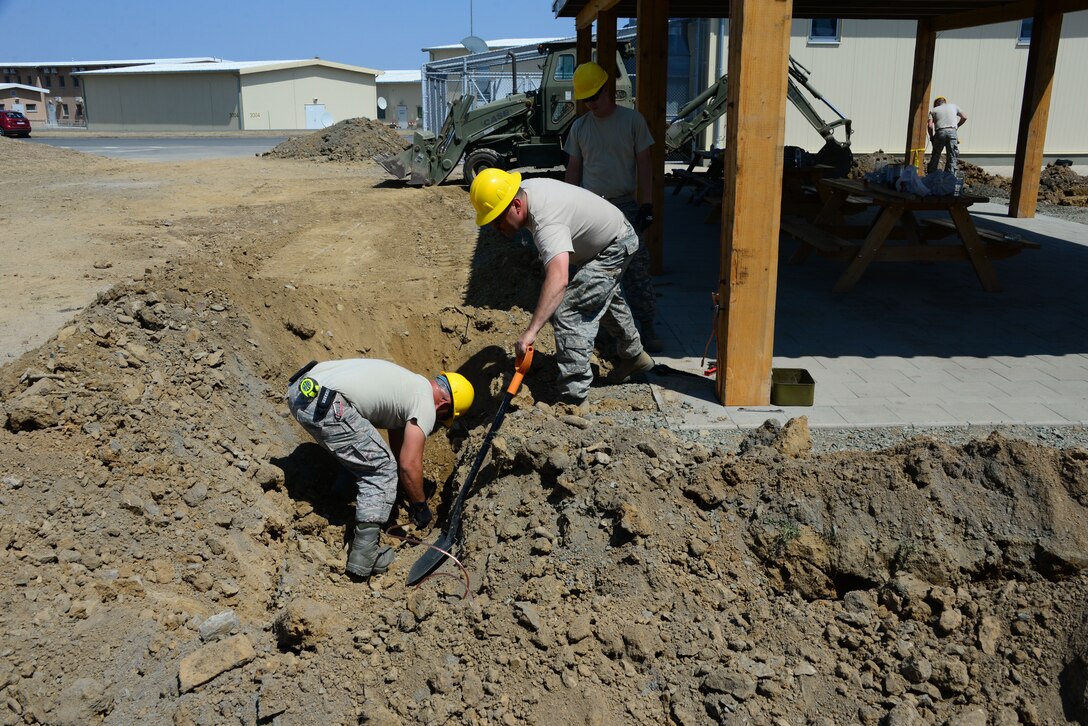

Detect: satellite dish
[320, 111, 335, 128]
[377, 96, 388, 110]
[461, 35, 489, 54]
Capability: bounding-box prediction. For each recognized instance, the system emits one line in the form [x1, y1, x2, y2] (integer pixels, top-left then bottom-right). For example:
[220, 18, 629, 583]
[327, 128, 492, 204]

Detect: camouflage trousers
[553, 227, 644, 401]
[927, 129, 960, 175]
[286, 379, 397, 523]
[612, 199, 656, 327]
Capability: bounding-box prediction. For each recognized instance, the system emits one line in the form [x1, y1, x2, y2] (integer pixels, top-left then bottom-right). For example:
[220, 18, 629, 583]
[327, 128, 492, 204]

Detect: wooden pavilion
[552, 0, 1088, 405]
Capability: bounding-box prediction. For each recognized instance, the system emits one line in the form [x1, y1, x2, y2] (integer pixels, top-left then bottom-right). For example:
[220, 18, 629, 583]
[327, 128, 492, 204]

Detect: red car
[0, 111, 32, 138]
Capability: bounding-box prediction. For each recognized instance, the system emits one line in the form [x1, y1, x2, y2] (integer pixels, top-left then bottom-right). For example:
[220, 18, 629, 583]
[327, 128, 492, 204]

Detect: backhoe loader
[375, 42, 633, 186]
[375, 45, 852, 186]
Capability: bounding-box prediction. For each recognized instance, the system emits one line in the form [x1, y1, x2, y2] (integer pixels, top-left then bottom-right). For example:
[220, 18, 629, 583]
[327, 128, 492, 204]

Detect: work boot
[346, 523, 394, 578]
[610, 351, 655, 382]
[641, 322, 664, 353]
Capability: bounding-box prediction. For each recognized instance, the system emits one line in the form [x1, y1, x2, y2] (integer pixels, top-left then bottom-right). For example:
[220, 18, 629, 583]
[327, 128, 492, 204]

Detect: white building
[683, 14, 1088, 165]
[377, 70, 422, 128]
[79, 59, 380, 131]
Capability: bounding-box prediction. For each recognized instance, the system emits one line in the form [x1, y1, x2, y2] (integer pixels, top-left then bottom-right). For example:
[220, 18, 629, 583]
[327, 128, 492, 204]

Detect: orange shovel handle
[506, 345, 534, 395]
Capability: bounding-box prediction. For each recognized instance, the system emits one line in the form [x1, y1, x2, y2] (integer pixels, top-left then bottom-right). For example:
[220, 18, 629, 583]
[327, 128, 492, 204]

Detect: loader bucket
[374, 150, 410, 179]
[815, 139, 853, 178]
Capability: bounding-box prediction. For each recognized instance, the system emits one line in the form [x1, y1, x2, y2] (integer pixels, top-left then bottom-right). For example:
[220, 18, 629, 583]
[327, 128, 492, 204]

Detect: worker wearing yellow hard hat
[285, 358, 475, 578]
[565, 60, 661, 353]
[469, 167, 654, 407]
[572, 60, 609, 100]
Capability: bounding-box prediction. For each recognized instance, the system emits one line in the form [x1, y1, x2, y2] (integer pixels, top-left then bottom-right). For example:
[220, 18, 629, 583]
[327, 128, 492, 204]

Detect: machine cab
[537, 42, 634, 136]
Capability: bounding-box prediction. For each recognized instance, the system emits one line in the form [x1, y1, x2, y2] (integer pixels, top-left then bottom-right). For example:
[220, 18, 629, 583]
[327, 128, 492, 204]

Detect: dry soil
[1, 132, 1087, 726]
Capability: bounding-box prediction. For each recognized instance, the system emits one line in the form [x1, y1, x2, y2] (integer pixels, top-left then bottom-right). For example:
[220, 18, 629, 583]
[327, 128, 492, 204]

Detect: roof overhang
[553, 0, 1088, 30]
[0, 83, 49, 94]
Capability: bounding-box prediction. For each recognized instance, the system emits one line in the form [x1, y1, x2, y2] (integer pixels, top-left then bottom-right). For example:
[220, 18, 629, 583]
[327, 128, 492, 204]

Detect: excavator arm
[664, 56, 853, 176]
[375, 93, 534, 186]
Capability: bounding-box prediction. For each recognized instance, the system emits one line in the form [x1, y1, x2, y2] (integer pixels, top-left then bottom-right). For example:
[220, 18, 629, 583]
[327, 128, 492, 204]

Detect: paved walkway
[647, 191, 1088, 430]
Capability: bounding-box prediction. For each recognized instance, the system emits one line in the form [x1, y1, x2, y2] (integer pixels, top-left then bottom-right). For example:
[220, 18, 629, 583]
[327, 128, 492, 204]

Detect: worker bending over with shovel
[470, 168, 654, 406]
[286, 359, 474, 577]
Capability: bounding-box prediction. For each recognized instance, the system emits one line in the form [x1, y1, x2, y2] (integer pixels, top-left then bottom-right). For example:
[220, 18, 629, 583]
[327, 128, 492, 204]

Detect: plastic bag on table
[894, 165, 930, 196]
[923, 170, 957, 197]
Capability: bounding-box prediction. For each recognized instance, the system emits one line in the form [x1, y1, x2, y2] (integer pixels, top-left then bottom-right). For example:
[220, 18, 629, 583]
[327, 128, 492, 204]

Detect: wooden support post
[577, 24, 593, 66]
[636, 0, 669, 275]
[716, 0, 792, 406]
[577, 24, 593, 116]
[906, 19, 936, 172]
[1009, 4, 1063, 218]
[597, 9, 617, 100]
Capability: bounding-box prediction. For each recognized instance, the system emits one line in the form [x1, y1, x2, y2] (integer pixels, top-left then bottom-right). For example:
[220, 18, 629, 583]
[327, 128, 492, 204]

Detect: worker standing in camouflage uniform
[469, 169, 653, 405]
[286, 359, 474, 578]
[564, 61, 662, 352]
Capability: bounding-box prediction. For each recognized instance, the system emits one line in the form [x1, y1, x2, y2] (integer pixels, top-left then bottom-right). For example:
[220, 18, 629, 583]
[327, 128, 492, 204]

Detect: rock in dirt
[4, 394, 58, 431]
[199, 609, 241, 642]
[274, 597, 336, 651]
[178, 634, 256, 692]
[53, 677, 112, 725]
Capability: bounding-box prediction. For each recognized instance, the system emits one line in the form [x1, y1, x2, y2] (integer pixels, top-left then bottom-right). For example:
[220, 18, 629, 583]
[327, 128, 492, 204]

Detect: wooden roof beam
[576, 0, 623, 29]
[933, 0, 1088, 31]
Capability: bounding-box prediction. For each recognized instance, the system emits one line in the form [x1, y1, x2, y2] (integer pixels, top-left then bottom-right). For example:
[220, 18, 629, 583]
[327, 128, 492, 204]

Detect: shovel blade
[406, 530, 456, 586]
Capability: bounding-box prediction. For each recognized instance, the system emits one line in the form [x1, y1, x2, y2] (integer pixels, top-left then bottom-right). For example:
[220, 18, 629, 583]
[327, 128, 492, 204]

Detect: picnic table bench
[781, 178, 1038, 292]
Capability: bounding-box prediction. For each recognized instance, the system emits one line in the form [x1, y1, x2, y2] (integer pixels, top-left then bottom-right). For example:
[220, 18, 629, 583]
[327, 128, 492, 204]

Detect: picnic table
[782, 177, 1038, 293]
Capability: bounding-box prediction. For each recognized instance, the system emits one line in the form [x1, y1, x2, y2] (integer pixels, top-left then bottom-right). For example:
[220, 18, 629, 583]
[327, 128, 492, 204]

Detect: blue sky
[0, 0, 580, 69]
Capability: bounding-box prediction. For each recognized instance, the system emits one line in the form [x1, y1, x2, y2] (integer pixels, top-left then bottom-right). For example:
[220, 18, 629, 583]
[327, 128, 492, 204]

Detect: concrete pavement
[646, 192, 1088, 431]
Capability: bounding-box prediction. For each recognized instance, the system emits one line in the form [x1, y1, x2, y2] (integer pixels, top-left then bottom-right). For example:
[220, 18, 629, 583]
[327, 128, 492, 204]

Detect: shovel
[407, 346, 534, 586]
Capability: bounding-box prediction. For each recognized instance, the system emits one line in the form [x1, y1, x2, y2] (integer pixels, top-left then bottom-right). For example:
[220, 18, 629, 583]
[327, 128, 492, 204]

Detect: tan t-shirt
[308, 359, 436, 434]
[522, 178, 631, 267]
[563, 106, 654, 200]
[930, 103, 962, 132]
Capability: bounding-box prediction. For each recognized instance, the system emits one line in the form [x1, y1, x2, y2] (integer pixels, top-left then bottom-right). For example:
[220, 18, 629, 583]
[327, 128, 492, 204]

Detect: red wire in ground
[384, 526, 473, 601]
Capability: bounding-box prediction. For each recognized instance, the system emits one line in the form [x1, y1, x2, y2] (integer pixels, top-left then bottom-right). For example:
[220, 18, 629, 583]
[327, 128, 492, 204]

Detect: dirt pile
[263, 117, 408, 162]
[2, 140, 1088, 725]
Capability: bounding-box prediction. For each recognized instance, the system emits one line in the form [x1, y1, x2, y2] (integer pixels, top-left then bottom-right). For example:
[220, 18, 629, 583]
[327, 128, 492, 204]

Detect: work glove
[634, 203, 654, 233]
[408, 501, 433, 529]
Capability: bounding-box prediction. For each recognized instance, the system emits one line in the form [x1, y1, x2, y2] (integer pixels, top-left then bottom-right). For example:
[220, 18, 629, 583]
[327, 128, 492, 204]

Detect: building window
[73, 76, 79, 87]
[809, 18, 841, 44]
[1018, 18, 1033, 44]
[76, 103, 84, 117]
[62, 103, 70, 117]
[59, 76, 66, 87]
[26, 103, 37, 112]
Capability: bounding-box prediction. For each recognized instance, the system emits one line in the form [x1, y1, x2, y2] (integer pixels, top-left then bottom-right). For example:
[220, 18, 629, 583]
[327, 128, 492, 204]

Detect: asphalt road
[26, 136, 289, 162]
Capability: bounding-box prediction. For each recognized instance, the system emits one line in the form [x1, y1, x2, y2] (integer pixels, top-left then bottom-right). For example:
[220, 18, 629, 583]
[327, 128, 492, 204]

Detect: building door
[47, 101, 57, 125]
[396, 104, 408, 129]
[304, 104, 327, 129]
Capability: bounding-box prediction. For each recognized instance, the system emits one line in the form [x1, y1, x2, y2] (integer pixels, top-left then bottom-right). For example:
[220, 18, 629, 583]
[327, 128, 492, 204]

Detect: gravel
[967, 185, 1088, 225]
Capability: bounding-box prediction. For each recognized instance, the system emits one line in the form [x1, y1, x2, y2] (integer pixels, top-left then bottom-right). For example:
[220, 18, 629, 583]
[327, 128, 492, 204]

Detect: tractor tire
[463, 148, 506, 186]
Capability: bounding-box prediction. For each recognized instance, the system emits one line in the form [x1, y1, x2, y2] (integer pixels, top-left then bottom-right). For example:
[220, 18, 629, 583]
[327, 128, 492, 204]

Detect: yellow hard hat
[573, 61, 608, 100]
[469, 168, 522, 226]
[934, 96, 947, 105]
[439, 371, 474, 426]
